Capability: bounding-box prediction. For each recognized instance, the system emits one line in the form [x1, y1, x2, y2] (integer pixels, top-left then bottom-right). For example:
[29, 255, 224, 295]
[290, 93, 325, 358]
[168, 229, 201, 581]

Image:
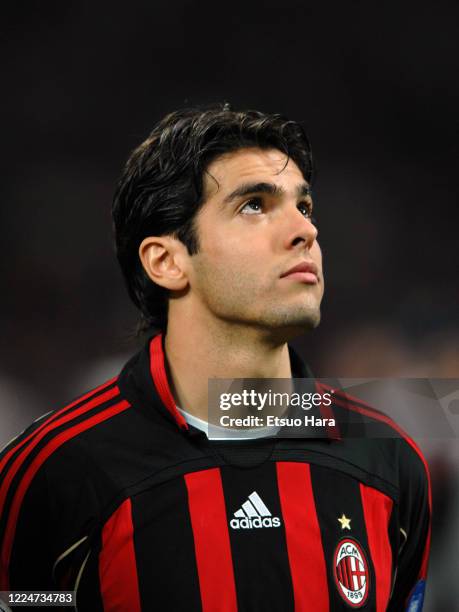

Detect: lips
[280, 261, 319, 284]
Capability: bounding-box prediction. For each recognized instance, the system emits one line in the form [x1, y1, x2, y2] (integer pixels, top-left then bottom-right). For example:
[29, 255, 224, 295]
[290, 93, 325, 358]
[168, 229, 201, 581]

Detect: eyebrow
[222, 181, 311, 205]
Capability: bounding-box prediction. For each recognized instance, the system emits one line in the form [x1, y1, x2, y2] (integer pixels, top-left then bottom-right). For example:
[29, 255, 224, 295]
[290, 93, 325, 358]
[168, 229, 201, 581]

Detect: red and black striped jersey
[0, 335, 431, 611]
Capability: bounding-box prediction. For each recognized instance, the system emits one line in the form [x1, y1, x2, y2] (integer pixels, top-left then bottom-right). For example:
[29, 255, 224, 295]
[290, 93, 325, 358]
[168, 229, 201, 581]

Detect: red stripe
[339, 561, 346, 586]
[360, 484, 393, 610]
[419, 523, 431, 579]
[276, 462, 329, 611]
[340, 558, 347, 590]
[345, 558, 352, 590]
[0, 377, 117, 475]
[338, 559, 344, 589]
[99, 498, 141, 612]
[0, 399, 130, 588]
[344, 558, 351, 590]
[150, 335, 188, 430]
[346, 557, 353, 590]
[185, 469, 237, 612]
[338, 561, 344, 587]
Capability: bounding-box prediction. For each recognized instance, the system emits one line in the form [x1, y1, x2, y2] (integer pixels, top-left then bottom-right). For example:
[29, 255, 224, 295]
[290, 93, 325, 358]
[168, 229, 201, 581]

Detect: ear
[139, 235, 189, 291]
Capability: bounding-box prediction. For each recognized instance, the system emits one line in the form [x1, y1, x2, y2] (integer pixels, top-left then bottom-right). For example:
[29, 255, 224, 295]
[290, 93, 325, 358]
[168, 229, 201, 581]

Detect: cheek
[201, 226, 266, 266]
[190, 234, 270, 297]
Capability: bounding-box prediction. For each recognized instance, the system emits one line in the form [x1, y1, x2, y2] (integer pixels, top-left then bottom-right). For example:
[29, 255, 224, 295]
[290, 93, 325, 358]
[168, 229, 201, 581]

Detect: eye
[240, 197, 264, 215]
[297, 201, 317, 225]
[297, 201, 312, 217]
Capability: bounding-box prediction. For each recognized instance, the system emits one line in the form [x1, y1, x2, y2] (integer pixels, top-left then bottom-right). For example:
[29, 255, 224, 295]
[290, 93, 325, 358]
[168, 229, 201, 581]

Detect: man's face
[186, 147, 324, 338]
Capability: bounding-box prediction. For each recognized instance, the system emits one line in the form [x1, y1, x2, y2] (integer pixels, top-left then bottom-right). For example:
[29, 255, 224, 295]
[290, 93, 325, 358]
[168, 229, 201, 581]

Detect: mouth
[280, 261, 319, 285]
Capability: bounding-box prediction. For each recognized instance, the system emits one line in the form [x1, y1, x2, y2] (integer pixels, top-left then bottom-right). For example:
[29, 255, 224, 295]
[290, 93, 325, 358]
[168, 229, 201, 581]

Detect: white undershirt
[176, 406, 280, 440]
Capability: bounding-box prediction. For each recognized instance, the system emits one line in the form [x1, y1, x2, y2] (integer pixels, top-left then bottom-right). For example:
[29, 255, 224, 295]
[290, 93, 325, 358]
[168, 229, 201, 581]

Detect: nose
[283, 206, 318, 251]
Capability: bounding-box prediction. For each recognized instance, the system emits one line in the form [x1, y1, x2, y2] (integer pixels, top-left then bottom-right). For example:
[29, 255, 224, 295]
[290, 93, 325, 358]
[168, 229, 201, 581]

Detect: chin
[258, 308, 322, 343]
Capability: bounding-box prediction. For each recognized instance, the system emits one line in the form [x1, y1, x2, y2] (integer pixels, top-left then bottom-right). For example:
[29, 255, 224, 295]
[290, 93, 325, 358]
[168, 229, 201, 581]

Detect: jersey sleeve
[0, 428, 59, 589]
[0, 376, 124, 595]
[0, 428, 102, 592]
[388, 439, 432, 611]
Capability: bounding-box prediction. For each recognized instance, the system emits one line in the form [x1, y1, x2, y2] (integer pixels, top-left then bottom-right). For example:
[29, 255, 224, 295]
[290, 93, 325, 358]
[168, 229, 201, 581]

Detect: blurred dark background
[1, 1, 458, 609]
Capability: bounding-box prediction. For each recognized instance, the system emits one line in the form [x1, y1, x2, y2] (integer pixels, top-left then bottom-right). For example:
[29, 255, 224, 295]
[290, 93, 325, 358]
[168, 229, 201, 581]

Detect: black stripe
[220, 462, 294, 612]
[310, 463, 376, 610]
[130, 478, 202, 611]
[8, 466, 56, 589]
[0, 393, 122, 548]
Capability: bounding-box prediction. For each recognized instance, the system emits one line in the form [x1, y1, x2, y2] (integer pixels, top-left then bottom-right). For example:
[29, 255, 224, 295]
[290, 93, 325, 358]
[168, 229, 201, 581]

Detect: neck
[164, 315, 292, 422]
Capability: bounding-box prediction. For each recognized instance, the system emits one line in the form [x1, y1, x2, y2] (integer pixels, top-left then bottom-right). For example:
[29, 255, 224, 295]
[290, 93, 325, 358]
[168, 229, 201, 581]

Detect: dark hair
[112, 104, 314, 333]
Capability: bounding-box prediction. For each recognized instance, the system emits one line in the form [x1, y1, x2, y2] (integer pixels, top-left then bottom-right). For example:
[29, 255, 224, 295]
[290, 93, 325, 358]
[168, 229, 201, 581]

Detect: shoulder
[0, 375, 132, 491]
[0, 375, 136, 588]
[329, 386, 431, 493]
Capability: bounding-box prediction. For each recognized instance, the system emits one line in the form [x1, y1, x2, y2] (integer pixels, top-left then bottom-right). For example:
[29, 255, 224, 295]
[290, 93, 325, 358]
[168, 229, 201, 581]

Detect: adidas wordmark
[230, 491, 281, 530]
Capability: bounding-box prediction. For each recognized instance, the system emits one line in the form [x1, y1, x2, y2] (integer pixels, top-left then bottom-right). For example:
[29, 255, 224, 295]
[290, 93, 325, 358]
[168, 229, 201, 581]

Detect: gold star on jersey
[338, 514, 351, 530]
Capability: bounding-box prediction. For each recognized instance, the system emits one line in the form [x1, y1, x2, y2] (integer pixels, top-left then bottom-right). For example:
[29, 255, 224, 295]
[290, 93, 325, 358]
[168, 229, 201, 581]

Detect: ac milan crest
[333, 538, 370, 608]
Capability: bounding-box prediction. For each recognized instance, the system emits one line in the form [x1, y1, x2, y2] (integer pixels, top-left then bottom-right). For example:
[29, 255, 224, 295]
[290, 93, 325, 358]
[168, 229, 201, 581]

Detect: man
[0, 107, 430, 610]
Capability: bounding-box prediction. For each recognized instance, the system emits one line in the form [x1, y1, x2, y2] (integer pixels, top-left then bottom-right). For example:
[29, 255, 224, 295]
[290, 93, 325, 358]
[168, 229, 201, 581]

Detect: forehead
[203, 147, 306, 200]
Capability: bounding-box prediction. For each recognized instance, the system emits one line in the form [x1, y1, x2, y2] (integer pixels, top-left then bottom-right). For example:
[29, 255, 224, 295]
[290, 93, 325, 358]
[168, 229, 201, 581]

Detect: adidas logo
[230, 491, 281, 530]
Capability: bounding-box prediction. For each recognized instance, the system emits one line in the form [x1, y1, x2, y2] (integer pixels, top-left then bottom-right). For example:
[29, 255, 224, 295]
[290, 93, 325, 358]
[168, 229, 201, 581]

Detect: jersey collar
[145, 333, 340, 441]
